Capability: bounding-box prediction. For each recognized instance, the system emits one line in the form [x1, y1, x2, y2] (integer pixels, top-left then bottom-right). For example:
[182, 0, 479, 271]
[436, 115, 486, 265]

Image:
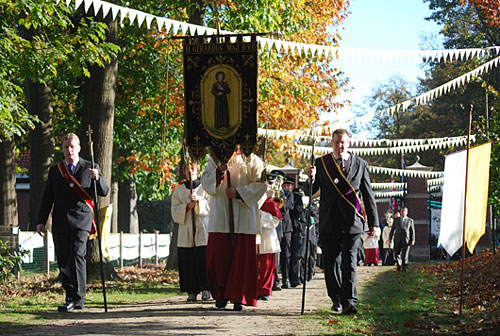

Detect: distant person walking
[389, 207, 415, 272]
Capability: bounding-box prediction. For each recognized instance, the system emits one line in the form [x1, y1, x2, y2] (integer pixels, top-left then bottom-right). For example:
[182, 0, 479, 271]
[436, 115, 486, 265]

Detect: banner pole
[301, 126, 315, 315]
[459, 105, 473, 315]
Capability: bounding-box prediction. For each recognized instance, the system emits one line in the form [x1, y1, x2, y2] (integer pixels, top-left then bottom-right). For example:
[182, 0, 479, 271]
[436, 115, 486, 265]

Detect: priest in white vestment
[201, 152, 267, 311]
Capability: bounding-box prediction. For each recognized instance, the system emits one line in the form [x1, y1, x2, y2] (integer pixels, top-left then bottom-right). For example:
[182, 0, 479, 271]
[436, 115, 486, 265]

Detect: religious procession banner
[183, 34, 259, 165]
[438, 142, 492, 255]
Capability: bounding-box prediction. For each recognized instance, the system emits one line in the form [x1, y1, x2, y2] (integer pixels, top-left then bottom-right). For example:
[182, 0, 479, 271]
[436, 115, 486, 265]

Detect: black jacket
[312, 154, 378, 235]
[37, 159, 109, 233]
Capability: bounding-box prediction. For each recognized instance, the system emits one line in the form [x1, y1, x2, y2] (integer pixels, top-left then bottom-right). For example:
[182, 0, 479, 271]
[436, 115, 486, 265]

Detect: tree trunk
[165, 4, 206, 271]
[80, 16, 118, 277]
[118, 175, 139, 234]
[0, 139, 19, 227]
[26, 80, 54, 230]
[80, 18, 117, 208]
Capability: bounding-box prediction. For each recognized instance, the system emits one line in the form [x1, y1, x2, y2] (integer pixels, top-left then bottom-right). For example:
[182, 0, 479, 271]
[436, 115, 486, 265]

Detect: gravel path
[12, 266, 387, 336]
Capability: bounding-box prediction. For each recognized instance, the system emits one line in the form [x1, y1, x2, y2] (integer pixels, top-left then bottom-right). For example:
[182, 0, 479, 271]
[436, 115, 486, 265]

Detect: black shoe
[58, 301, 76, 312]
[215, 298, 228, 308]
[290, 282, 301, 288]
[331, 303, 342, 313]
[342, 304, 358, 315]
[281, 281, 291, 289]
[258, 295, 270, 301]
[233, 303, 243, 311]
[272, 284, 281, 291]
[73, 300, 85, 310]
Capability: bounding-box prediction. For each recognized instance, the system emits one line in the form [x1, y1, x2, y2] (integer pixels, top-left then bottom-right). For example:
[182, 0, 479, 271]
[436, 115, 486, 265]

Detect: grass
[0, 265, 180, 330]
[301, 265, 440, 335]
[300, 260, 499, 335]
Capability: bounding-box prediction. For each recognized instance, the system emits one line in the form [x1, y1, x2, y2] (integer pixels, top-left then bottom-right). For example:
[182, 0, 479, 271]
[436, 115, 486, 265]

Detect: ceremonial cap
[270, 169, 286, 178]
[266, 173, 278, 183]
[283, 175, 295, 184]
[293, 187, 305, 196]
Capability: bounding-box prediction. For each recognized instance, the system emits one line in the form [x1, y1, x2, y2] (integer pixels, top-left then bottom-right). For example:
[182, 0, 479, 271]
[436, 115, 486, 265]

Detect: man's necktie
[337, 158, 346, 175]
[68, 164, 74, 174]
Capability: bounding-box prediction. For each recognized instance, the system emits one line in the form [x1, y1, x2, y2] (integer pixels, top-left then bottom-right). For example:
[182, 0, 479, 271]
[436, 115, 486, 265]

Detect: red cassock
[206, 233, 258, 306]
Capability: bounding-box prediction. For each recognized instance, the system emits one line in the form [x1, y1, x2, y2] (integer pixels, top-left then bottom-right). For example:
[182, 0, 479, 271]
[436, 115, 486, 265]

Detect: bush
[0, 240, 27, 281]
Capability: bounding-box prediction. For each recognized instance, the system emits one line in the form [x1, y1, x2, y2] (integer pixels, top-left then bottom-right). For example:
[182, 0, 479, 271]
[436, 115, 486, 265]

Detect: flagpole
[459, 105, 473, 315]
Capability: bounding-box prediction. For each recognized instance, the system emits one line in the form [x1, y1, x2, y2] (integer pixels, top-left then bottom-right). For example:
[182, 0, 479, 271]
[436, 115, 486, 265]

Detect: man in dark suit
[389, 207, 415, 272]
[36, 133, 109, 312]
[308, 128, 378, 315]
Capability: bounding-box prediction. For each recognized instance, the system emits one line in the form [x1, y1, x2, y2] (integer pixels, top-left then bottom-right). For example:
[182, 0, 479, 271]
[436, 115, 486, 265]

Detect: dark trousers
[394, 243, 410, 270]
[178, 246, 209, 294]
[381, 248, 395, 265]
[290, 230, 303, 285]
[279, 232, 292, 284]
[300, 239, 316, 282]
[53, 230, 89, 301]
[273, 252, 280, 287]
[320, 232, 361, 307]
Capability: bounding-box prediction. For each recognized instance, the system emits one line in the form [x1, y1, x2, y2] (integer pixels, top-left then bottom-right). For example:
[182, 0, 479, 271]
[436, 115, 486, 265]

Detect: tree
[0, 0, 119, 229]
[0, 139, 18, 226]
[364, 76, 415, 179]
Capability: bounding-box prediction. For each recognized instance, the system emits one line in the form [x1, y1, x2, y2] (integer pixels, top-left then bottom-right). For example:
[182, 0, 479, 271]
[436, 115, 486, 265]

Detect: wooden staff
[86, 125, 108, 313]
[301, 129, 316, 315]
[226, 170, 235, 247]
[189, 171, 196, 247]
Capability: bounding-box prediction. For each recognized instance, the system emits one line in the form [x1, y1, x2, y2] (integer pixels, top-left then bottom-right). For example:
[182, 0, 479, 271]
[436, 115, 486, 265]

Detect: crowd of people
[171, 152, 321, 311]
[36, 129, 415, 315]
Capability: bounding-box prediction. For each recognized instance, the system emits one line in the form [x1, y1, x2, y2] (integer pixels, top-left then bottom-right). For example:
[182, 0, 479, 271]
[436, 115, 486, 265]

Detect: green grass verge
[300, 265, 440, 335]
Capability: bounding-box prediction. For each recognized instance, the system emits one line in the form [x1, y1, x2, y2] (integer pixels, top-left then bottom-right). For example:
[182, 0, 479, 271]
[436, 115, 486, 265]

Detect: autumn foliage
[466, 0, 500, 27]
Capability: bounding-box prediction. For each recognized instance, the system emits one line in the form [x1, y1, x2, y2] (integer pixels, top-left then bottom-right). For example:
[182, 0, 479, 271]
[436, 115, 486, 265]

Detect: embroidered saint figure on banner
[212, 71, 231, 129]
[183, 34, 258, 165]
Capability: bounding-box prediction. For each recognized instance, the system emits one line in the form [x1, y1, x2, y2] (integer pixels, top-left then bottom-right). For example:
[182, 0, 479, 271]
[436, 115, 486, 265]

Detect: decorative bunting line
[374, 190, 405, 198]
[59, 0, 500, 63]
[258, 128, 474, 148]
[371, 182, 405, 190]
[382, 55, 500, 115]
[368, 166, 443, 179]
[294, 135, 472, 157]
[371, 178, 444, 191]
[428, 178, 444, 186]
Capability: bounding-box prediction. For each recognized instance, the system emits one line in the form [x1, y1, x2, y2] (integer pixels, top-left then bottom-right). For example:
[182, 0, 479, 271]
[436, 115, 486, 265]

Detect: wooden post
[44, 229, 50, 278]
[119, 231, 123, 269]
[139, 231, 143, 268]
[155, 231, 159, 265]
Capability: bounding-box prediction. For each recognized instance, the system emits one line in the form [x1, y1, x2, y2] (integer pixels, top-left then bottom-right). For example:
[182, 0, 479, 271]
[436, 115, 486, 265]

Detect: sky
[327, 0, 443, 137]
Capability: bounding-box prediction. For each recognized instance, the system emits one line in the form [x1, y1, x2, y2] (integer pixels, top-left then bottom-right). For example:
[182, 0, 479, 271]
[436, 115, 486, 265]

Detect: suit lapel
[346, 155, 358, 180]
[73, 160, 88, 177]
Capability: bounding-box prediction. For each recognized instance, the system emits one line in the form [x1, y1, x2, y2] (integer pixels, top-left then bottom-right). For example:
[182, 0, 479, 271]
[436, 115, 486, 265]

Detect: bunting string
[292, 136, 473, 157]
[382, 55, 500, 115]
[368, 166, 443, 179]
[59, 0, 500, 63]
